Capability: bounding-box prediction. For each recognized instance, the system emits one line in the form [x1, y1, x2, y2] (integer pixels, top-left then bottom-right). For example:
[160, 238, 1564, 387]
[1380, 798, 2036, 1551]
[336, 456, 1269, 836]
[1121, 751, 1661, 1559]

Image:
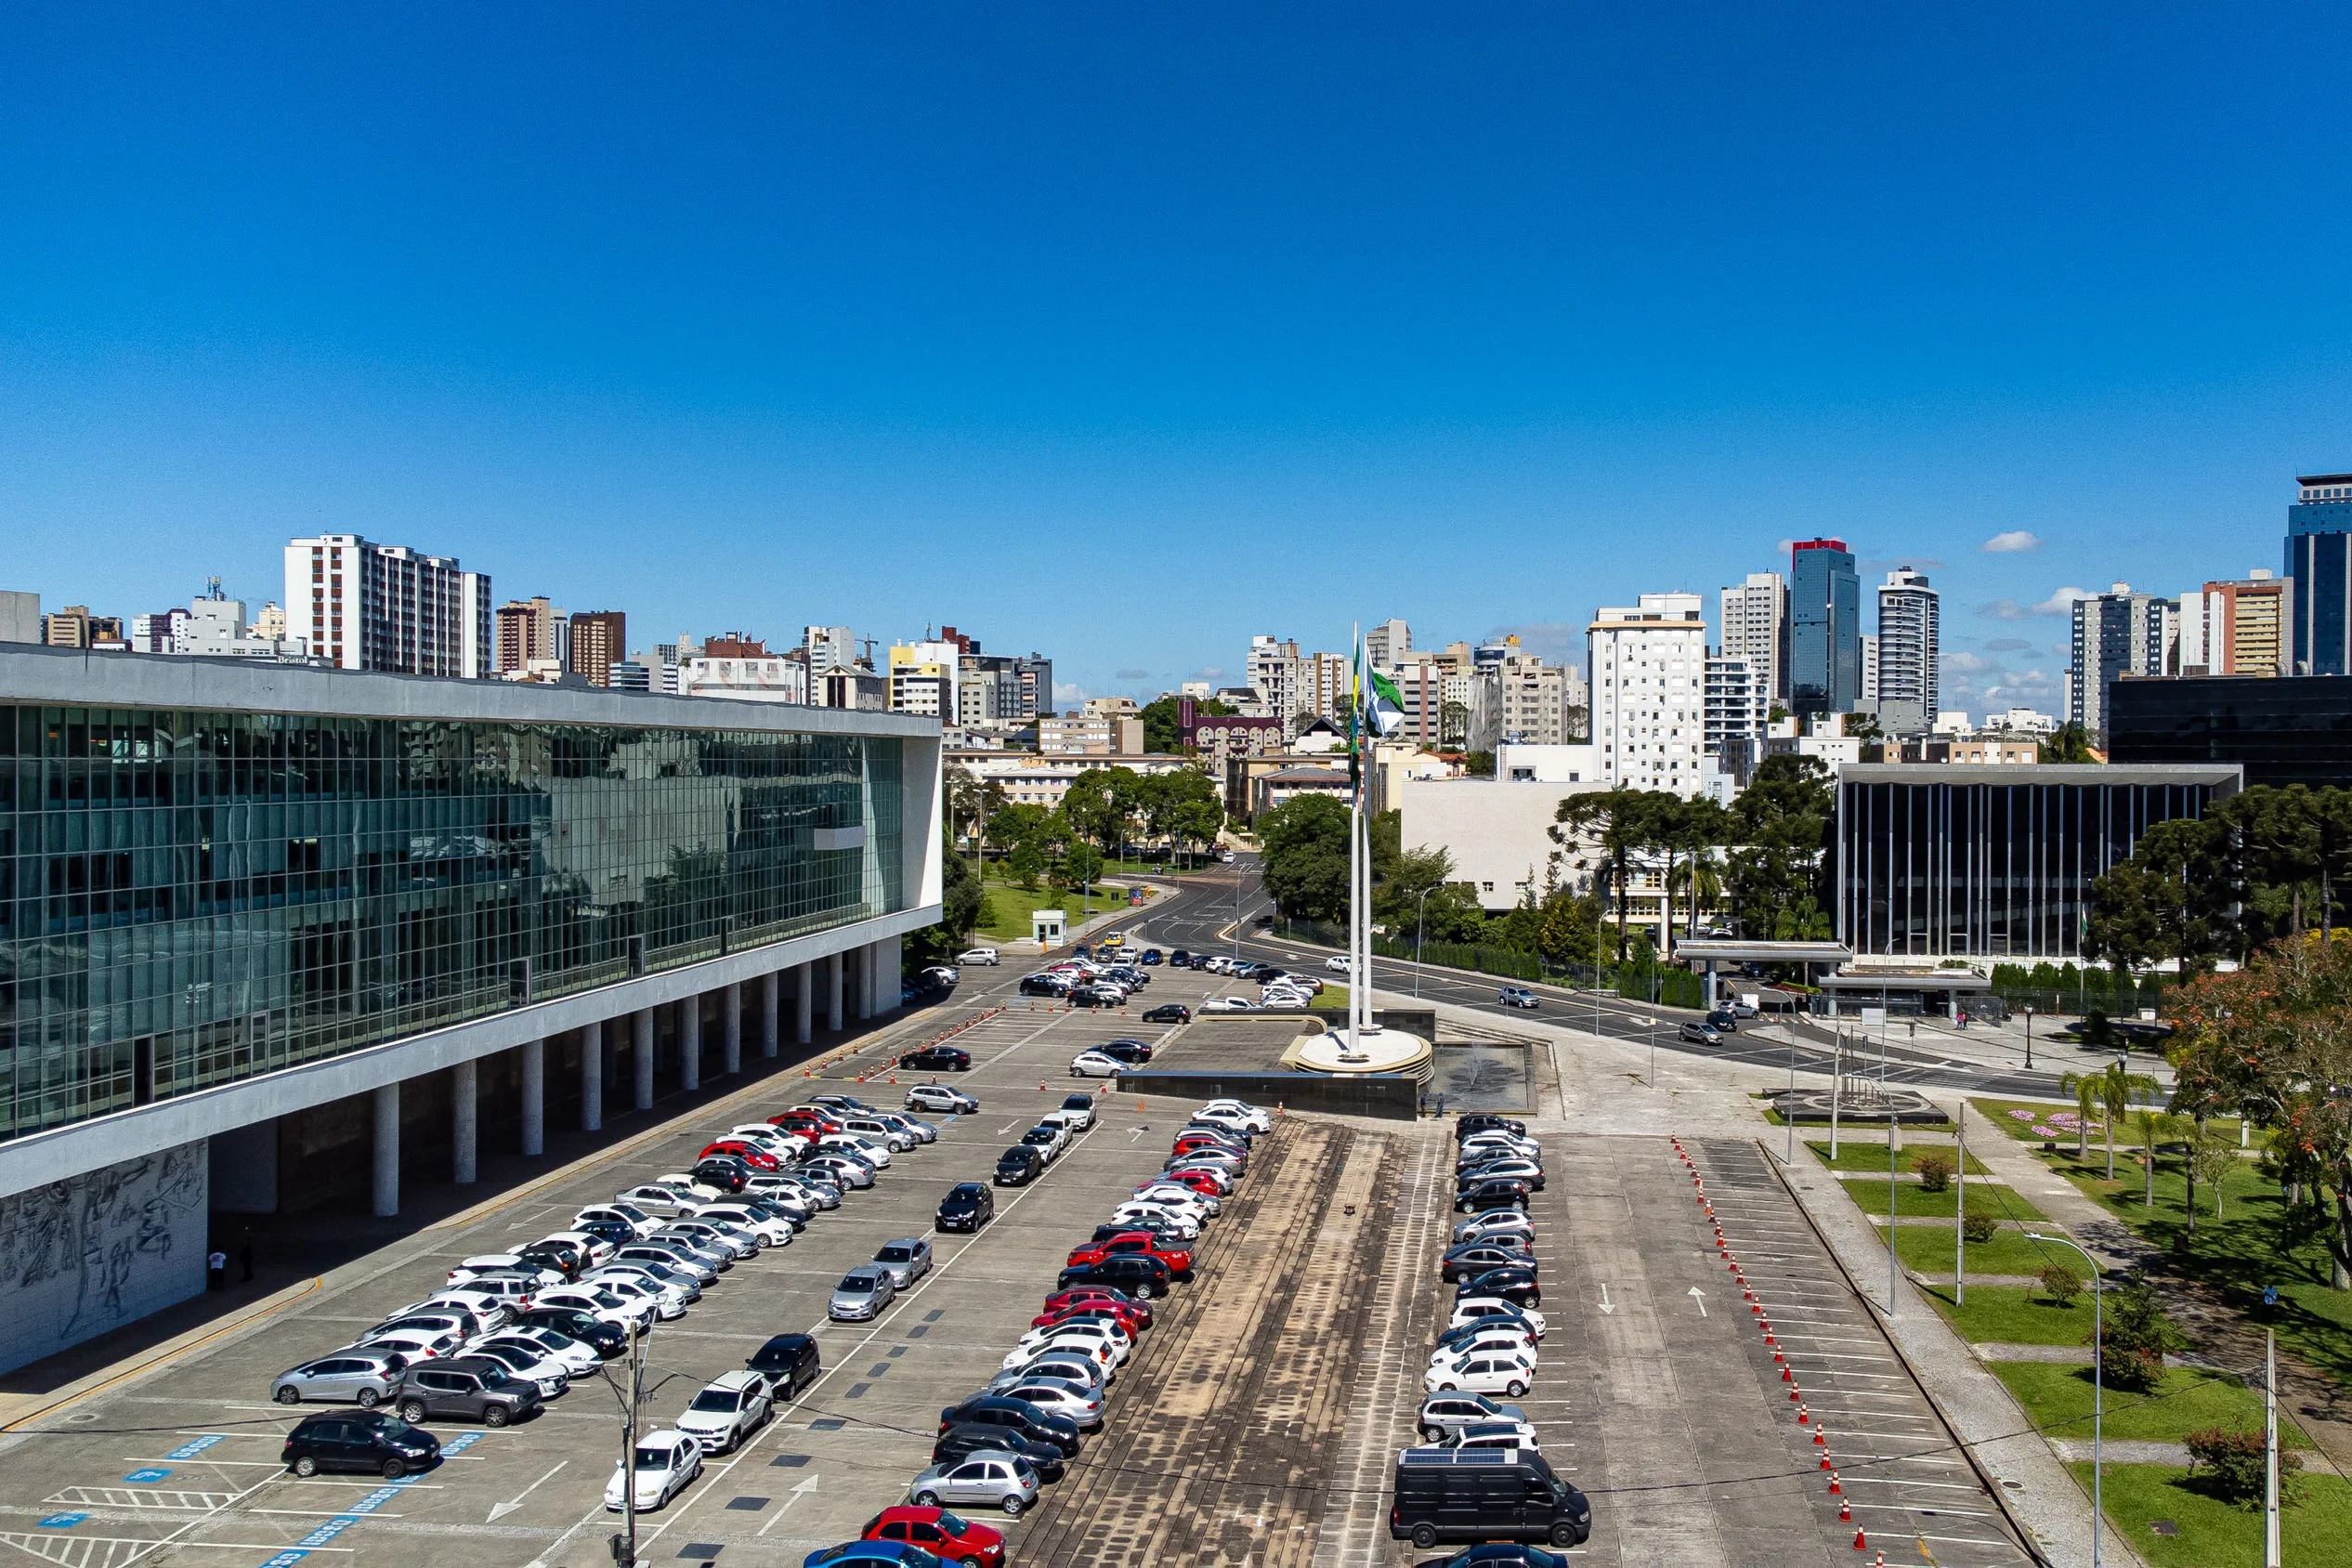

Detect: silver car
[995, 1378, 1103, 1430]
[1418, 1391, 1533, 1444]
[270, 1350, 408, 1407]
[660, 1220, 759, 1260]
[878, 1111, 937, 1145]
[871, 1237, 934, 1289]
[828, 1264, 896, 1322]
[620, 1239, 725, 1280]
[906, 1451, 1039, 1516]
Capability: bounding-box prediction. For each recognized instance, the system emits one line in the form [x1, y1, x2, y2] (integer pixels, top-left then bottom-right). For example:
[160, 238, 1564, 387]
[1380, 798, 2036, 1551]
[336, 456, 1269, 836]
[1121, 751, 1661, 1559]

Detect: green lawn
[1916, 1283, 2098, 1345]
[2074, 1464, 2352, 1568]
[1310, 986, 1349, 1012]
[1971, 1095, 2245, 1146]
[1840, 1178, 2045, 1222]
[1994, 1362, 2309, 1446]
[976, 880, 1137, 941]
[1882, 1222, 2100, 1278]
[1806, 1139, 1987, 1174]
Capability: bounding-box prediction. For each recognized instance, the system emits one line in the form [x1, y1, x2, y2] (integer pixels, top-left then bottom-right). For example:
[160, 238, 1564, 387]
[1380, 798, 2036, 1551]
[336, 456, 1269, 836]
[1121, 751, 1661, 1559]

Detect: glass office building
[0, 688, 917, 1143]
[1789, 538, 1860, 719]
[2288, 473, 2352, 676]
[1836, 764, 2240, 960]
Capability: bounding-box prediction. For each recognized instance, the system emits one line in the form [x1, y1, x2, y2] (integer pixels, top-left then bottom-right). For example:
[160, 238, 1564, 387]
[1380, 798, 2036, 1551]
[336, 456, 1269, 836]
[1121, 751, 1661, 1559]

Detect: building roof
[1260, 767, 1350, 784]
[1838, 763, 2241, 788]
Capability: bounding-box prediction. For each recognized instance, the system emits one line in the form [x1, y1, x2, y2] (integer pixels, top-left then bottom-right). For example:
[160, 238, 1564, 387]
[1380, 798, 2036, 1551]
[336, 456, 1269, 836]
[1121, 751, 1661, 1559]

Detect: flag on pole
[1363, 664, 1405, 738]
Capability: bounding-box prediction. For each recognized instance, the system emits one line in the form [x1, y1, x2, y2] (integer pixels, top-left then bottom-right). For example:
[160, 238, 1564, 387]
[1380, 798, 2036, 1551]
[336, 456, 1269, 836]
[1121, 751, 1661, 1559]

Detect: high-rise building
[1248, 635, 1304, 737]
[1589, 593, 1710, 796]
[1718, 570, 1789, 703]
[1013, 654, 1052, 719]
[497, 596, 566, 674]
[1860, 635, 1879, 703]
[1704, 652, 1770, 785]
[1788, 540, 1860, 718]
[285, 534, 490, 678]
[568, 611, 626, 688]
[1303, 650, 1352, 725]
[804, 625, 858, 672]
[1469, 648, 1579, 749]
[2069, 583, 2177, 736]
[1365, 618, 1411, 668]
[2287, 473, 2352, 675]
[2180, 570, 2290, 677]
[1874, 568, 1940, 736]
[43, 605, 124, 648]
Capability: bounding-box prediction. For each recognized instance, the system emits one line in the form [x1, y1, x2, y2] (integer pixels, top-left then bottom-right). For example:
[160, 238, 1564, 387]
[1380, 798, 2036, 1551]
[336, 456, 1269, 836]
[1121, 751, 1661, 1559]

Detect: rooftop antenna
[204, 575, 225, 601]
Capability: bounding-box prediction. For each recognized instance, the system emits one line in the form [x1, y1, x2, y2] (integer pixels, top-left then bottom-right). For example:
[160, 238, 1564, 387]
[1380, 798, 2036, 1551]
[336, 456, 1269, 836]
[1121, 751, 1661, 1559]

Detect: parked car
[901, 1045, 973, 1072]
[935, 1394, 1082, 1457]
[873, 1237, 935, 1289]
[1096, 1040, 1156, 1065]
[994, 1146, 1045, 1186]
[1418, 1391, 1534, 1443]
[1452, 1210, 1536, 1247]
[605, 1429, 703, 1512]
[1057, 1254, 1171, 1299]
[1389, 1447, 1589, 1549]
[1422, 1349, 1535, 1397]
[937, 1183, 997, 1233]
[956, 947, 1001, 965]
[281, 1409, 440, 1479]
[830, 1264, 898, 1322]
[1679, 1021, 1723, 1046]
[858, 1505, 1007, 1566]
[271, 1350, 409, 1408]
[1141, 1003, 1191, 1025]
[933, 1423, 1068, 1483]
[1451, 1299, 1548, 1339]
[907, 1452, 1039, 1516]
[908, 1083, 980, 1116]
[1455, 1114, 1526, 1142]
[1197, 1098, 1272, 1132]
[1441, 1241, 1537, 1284]
[675, 1370, 774, 1453]
[1022, 1124, 1071, 1160]
[481, 1326, 602, 1376]
[1068, 1050, 1124, 1078]
[393, 1357, 543, 1426]
[512, 1308, 629, 1359]
[747, 1332, 823, 1396]
[1456, 1179, 1532, 1215]
[463, 1339, 572, 1398]
[1455, 1265, 1542, 1309]
[1456, 1157, 1546, 1192]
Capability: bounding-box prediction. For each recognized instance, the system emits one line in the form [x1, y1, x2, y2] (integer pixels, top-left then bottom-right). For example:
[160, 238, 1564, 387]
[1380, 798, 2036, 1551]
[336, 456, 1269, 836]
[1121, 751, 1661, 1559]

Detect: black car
[995, 1145, 1045, 1185]
[938, 1394, 1082, 1457]
[900, 1045, 972, 1071]
[516, 1240, 584, 1280]
[690, 1156, 751, 1193]
[1456, 1179, 1531, 1215]
[1097, 1039, 1156, 1065]
[512, 1307, 627, 1359]
[1058, 1253, 1171, 1299]
[746, 1332, 823, 1396]
[281, 1409, 440, 1479]
[1457, 1265, 1541, 1308]
[1068, 987, 1121, 1008]
[1392, 1449, 1589, 1550]
[934, 1422, 1067, 1483]
[937, 1183, 997, 1232]
[1020, 975, 1071, 997]
[1169, 949, 1192, 966]
[1440, 1241, 1537, 1283]
[1704, 1010, 1740, 1034]
[1141, 1004, 1191, 1026]
[1456, 1115, 1526, 1143]
[1411, 1547, 1577, 1568]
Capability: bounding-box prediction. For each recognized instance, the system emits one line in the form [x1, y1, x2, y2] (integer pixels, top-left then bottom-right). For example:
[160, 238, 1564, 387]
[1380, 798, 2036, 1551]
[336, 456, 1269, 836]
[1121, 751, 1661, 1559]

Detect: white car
[582, 1270, 688, 1321]
[606, 1430, 702, 1511]
[956, 947, 1001, 965]
[1423, 1351, 1535, 1398]
[483, 1326, 602, 1375]
[574, 1203, 662, 1237]
[616, 1183, 706, 1216]
[653, 1172, 733, 1200]
[1069, 1051, 1125, 1078]
[464, 1338, 571, 1398]
[1460, 1132, 1542, 1161]
[693, 1204, 795, 1247]
[1450, 1298, 1548, 1339]
[1186, 1109, 1259, 1140]
[1023, 1124, 1073, 1159]
[1003, 1334, 1118, 1376]
[1052, 1100, 1097, 1131]
[818, 1133, 892, 1169]
[1199, 997, 1258, 1013]
[1012, 1318, 1131, 1361]
[536, 1284, 652, 1332]
[539, 1229, 620, 1268]
[673, 1370, 773, 1454]
[907, 1084, 979, 1116]
[1431, 1332, 1540, 1373]
[1133, 1182, 1221, 1217]
[1325, 955, 1352, 973]
[404, 1290, 514, 1333]
[1197, 1100, 1273, 1133]
[725, 1125, 809, 1158]
[445, 1254, 561, 1290]
[359, 1326, 462, 1362]
[1111, 1204, 1200, 1239]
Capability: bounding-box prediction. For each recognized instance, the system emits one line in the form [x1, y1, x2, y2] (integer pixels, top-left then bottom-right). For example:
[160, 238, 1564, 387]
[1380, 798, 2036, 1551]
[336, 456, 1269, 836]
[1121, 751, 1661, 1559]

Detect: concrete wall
[0, 1141, 208, 1375]
[208, 1119, 279, 1213]
[1117, 1071, 1421, 1121]
[1400, 777, 1601, 911]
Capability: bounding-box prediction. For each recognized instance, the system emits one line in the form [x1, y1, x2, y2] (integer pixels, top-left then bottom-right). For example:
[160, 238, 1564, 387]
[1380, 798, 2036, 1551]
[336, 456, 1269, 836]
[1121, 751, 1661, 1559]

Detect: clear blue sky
[6, 5, 2350, 714]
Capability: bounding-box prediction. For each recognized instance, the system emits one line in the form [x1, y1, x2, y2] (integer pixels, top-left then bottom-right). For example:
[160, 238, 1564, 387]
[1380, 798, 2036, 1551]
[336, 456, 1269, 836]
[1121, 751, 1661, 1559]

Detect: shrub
[1962, 1212, 1999, 1245]
[2096, 1275, 2187, 1394]
[2184, 1425, 2305, 1509]
[2036, 1262, 2082, 1306]
[1913, 1149, 1955, 1193]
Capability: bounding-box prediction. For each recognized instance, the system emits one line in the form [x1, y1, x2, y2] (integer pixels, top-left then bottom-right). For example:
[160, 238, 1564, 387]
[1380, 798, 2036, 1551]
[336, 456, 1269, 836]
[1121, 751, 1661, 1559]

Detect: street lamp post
[1414, 887, 1434, 1000]
[2024, 1231, 2103, 1567]
[2023, 1005, 2035, 1071]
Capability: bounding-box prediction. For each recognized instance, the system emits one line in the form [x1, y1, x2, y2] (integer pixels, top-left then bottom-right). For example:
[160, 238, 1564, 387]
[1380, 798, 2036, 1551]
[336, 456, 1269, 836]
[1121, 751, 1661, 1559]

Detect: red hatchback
[1066, 1230, 1194, 1277]
[1039, 1287, 1154, 1330]
[1156, 1169, 1224, 1199]
[770, 1110, 843, 1138]
[860, 1506, 1006, 1567]
[1031, 1300, 1149, 1337]
[699, 1140, 780, 1170]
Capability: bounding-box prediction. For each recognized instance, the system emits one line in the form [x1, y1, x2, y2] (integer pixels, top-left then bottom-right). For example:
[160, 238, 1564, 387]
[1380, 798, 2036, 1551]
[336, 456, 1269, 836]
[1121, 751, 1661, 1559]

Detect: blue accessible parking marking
[36, 1513, 88, 1529]
[255, 1553, 310, 1568]
[438, 1432, 485, 1456]
[124, 1467, 175, 1483]
[164, 1434, 228, 1459]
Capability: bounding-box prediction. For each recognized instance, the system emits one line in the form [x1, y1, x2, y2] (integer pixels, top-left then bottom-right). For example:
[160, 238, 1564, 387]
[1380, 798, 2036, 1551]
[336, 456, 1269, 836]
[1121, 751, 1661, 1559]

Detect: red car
[1165, 1163, 1236, 1194]
[770, 1110, 843, 1137]
[1171, 1132, 1245, 1160]
[1039, 1287, 1154, 1330]
[699, 1140, 780, 1170]
[860, 1506, 1006, 1568]
[1066, 1230, 1194, 1276]
[1031, 1300, 1150, 1337]
[1156, 1169, 1225, 1199]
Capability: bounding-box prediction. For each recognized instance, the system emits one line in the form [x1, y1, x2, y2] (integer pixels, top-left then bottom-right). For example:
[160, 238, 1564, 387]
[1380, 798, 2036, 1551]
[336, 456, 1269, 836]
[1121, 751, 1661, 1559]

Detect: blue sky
[5, 5, 2350, 713]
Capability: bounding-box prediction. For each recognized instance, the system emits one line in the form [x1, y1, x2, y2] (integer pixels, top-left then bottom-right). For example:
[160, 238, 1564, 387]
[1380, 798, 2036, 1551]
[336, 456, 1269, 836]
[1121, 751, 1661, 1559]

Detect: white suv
[1325, 955, 1352, 973]
[956, 947, 1001, 965]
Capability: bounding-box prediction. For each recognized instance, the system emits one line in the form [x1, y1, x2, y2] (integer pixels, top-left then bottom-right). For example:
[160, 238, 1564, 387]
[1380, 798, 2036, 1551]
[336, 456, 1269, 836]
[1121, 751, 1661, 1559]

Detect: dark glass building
[1789, 538, 1860, 719]
[2106, 673, 2352, 787]
[1836, 764, 2240, 960]
[2288, 472, 2352, 676]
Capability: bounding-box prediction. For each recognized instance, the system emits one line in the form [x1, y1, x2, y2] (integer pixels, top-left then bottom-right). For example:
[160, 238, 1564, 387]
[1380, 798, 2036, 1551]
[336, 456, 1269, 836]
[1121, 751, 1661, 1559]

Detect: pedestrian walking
[205, 1249, 227, 1291]
[238, 1234, 255, 1283]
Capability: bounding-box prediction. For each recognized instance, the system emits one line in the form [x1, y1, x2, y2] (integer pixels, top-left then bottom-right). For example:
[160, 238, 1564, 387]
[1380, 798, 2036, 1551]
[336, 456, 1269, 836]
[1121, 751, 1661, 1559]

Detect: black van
[1389, 1446, 1591, 1549]
[746, 1332, 822, 1397]
[995, 1145, 1045, 1185]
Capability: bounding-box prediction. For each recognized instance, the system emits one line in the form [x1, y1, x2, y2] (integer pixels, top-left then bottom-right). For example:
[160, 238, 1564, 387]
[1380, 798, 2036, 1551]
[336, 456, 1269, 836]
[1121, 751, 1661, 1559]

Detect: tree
[2086, 817, 2237, 979]
[1536, 889, 1599, 966]
[2089, 1059, 2162, 1181]
[1141, 695, 1233, 754]
[1061, 767, 1137, 861]
[1721, 754, 1835, 937]
[2058, 1069, 2102, 1160]
[2190, 1129, 2239, 1219]
[908, 831, 989, 965]
[987, 803, 1054, 860]
[1461, 751, 1495, 777]
[1256, 792, 1351, 922]
[2039, 722, 2100, 764]
[2131, 1108, 2166, 1208]
[2095, 1275, 2184, 1393]
[1006, 841, 1044, 891]
[1553, 790, 1673, 963]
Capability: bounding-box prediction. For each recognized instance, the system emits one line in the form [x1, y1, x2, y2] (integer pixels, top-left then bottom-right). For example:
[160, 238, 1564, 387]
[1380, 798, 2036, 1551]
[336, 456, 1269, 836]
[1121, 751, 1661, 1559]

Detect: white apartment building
[955, 751, 1198, 812]
[1874, 568, 1940, 736]
[2068, 584, 2177, 734]
[1248, 635, 1304, 737]
[1589, 593, 1711, 796]
[1860, 635, 1879, 704]
[285, 534, 491, 678]
[804, 625, 858, 671]
[1719, 570, 1789, 702]
[1703, 653, 1769, 777]
[1471, 650, 1581, 748]
[679, 650, 810, 704]
[1365, 618, 1411, 668]
[889, 640, 962, 724]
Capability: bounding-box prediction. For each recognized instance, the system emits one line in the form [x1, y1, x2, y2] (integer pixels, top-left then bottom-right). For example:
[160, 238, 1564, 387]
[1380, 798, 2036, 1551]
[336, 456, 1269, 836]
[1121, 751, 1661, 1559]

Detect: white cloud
[2032, 587, 2092, 616]
[1113, 667, 1153, 681]
[1945, 650, 1998, 674]
[1980, 530, 2043, 554]
[1976, 598, 2027, 621]
[1983, 638, 2031, 652]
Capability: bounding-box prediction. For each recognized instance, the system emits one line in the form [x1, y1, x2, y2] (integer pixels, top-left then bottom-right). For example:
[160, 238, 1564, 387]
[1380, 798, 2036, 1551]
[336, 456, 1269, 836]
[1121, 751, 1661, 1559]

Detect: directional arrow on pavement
[1597, 1283, 1614, 1315]
[488, 1460, 567, 1522]
[1686, 1286, 1707, 1317]
[758, 1475, 823, 1536]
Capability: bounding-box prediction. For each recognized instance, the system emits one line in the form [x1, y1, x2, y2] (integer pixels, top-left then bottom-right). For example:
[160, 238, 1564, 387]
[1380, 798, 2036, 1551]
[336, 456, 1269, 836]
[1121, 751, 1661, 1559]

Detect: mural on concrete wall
[0, 1141, 207, 1373]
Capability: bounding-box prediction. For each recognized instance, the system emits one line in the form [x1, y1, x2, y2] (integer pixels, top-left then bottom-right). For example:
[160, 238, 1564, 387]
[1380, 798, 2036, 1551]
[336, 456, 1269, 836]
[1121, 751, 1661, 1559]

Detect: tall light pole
[2025, 1231, 2102, 1568]
[2023, 1004, 2035, 1071]
[1414, 887, 1434, 1000]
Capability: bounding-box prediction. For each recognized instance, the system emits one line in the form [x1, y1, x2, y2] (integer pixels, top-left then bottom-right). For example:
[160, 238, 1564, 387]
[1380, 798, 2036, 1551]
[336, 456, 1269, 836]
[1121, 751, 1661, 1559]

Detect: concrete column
[856, 944, 874, 1022]
[581, 1024, 604, 1132]
[723, 982, 742, 1075]
[451, 1058, 478, 1185]
[880, 934, 902, 1013]
[520, 1039, 545, 1156]
[795, 961, 814, 1045]
[372, 1082, 400, 1218]
[825, 951, 844, 1032]
[680, 996, 701, 1092]
[761, 972, 779, 1058]
[634, 1008, 655, 1110]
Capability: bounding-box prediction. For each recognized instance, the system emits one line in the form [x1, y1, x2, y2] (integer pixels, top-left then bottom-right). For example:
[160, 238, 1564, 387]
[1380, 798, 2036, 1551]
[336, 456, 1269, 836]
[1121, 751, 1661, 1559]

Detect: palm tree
[2058, 1070, 2101, 1160]
[2094, 1059, 2162, 1181]
[2130, 1108, 2164, 1208]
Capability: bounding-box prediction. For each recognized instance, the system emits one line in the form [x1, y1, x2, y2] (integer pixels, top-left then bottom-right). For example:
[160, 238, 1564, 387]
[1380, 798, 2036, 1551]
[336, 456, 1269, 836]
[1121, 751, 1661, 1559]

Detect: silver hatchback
[871, 1237, 934, 1289]
[271, 1350, 408, 1408]
[828, 1264, 896, 1322]
[906, 1450, 1039, 1516]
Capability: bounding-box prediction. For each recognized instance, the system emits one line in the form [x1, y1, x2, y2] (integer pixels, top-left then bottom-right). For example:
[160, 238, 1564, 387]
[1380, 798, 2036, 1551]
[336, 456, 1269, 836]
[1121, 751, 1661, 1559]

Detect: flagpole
[1351, 625, 1365, 1047]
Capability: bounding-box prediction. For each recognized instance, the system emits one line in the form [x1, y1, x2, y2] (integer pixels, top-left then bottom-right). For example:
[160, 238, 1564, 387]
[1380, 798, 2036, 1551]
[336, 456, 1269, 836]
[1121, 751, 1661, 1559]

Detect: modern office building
[1719, 570, 1789, 702]
[0, 646, 940, 1373]
[1873, 568, 1940, 736]
[1836, 763, 2238, 961]
[1788, 540, 1860, 719]
[286, 535, 492, 680]
[2288, 473, 2352, 676]
[1589, 593, 1710, 796]
[2067, 583, 2176, 736]
[2106, 673, 2352, 787]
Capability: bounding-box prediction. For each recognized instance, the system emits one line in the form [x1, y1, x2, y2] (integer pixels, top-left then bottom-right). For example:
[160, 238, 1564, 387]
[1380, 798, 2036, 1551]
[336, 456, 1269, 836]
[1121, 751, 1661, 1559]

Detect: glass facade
[2287, 501, 2352, 677]
[0, 704, 908, 1142]
[2107, 673, 2352, 788]
[1836, 766, 2232, 960]
[1789, 541, 1860, 719]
